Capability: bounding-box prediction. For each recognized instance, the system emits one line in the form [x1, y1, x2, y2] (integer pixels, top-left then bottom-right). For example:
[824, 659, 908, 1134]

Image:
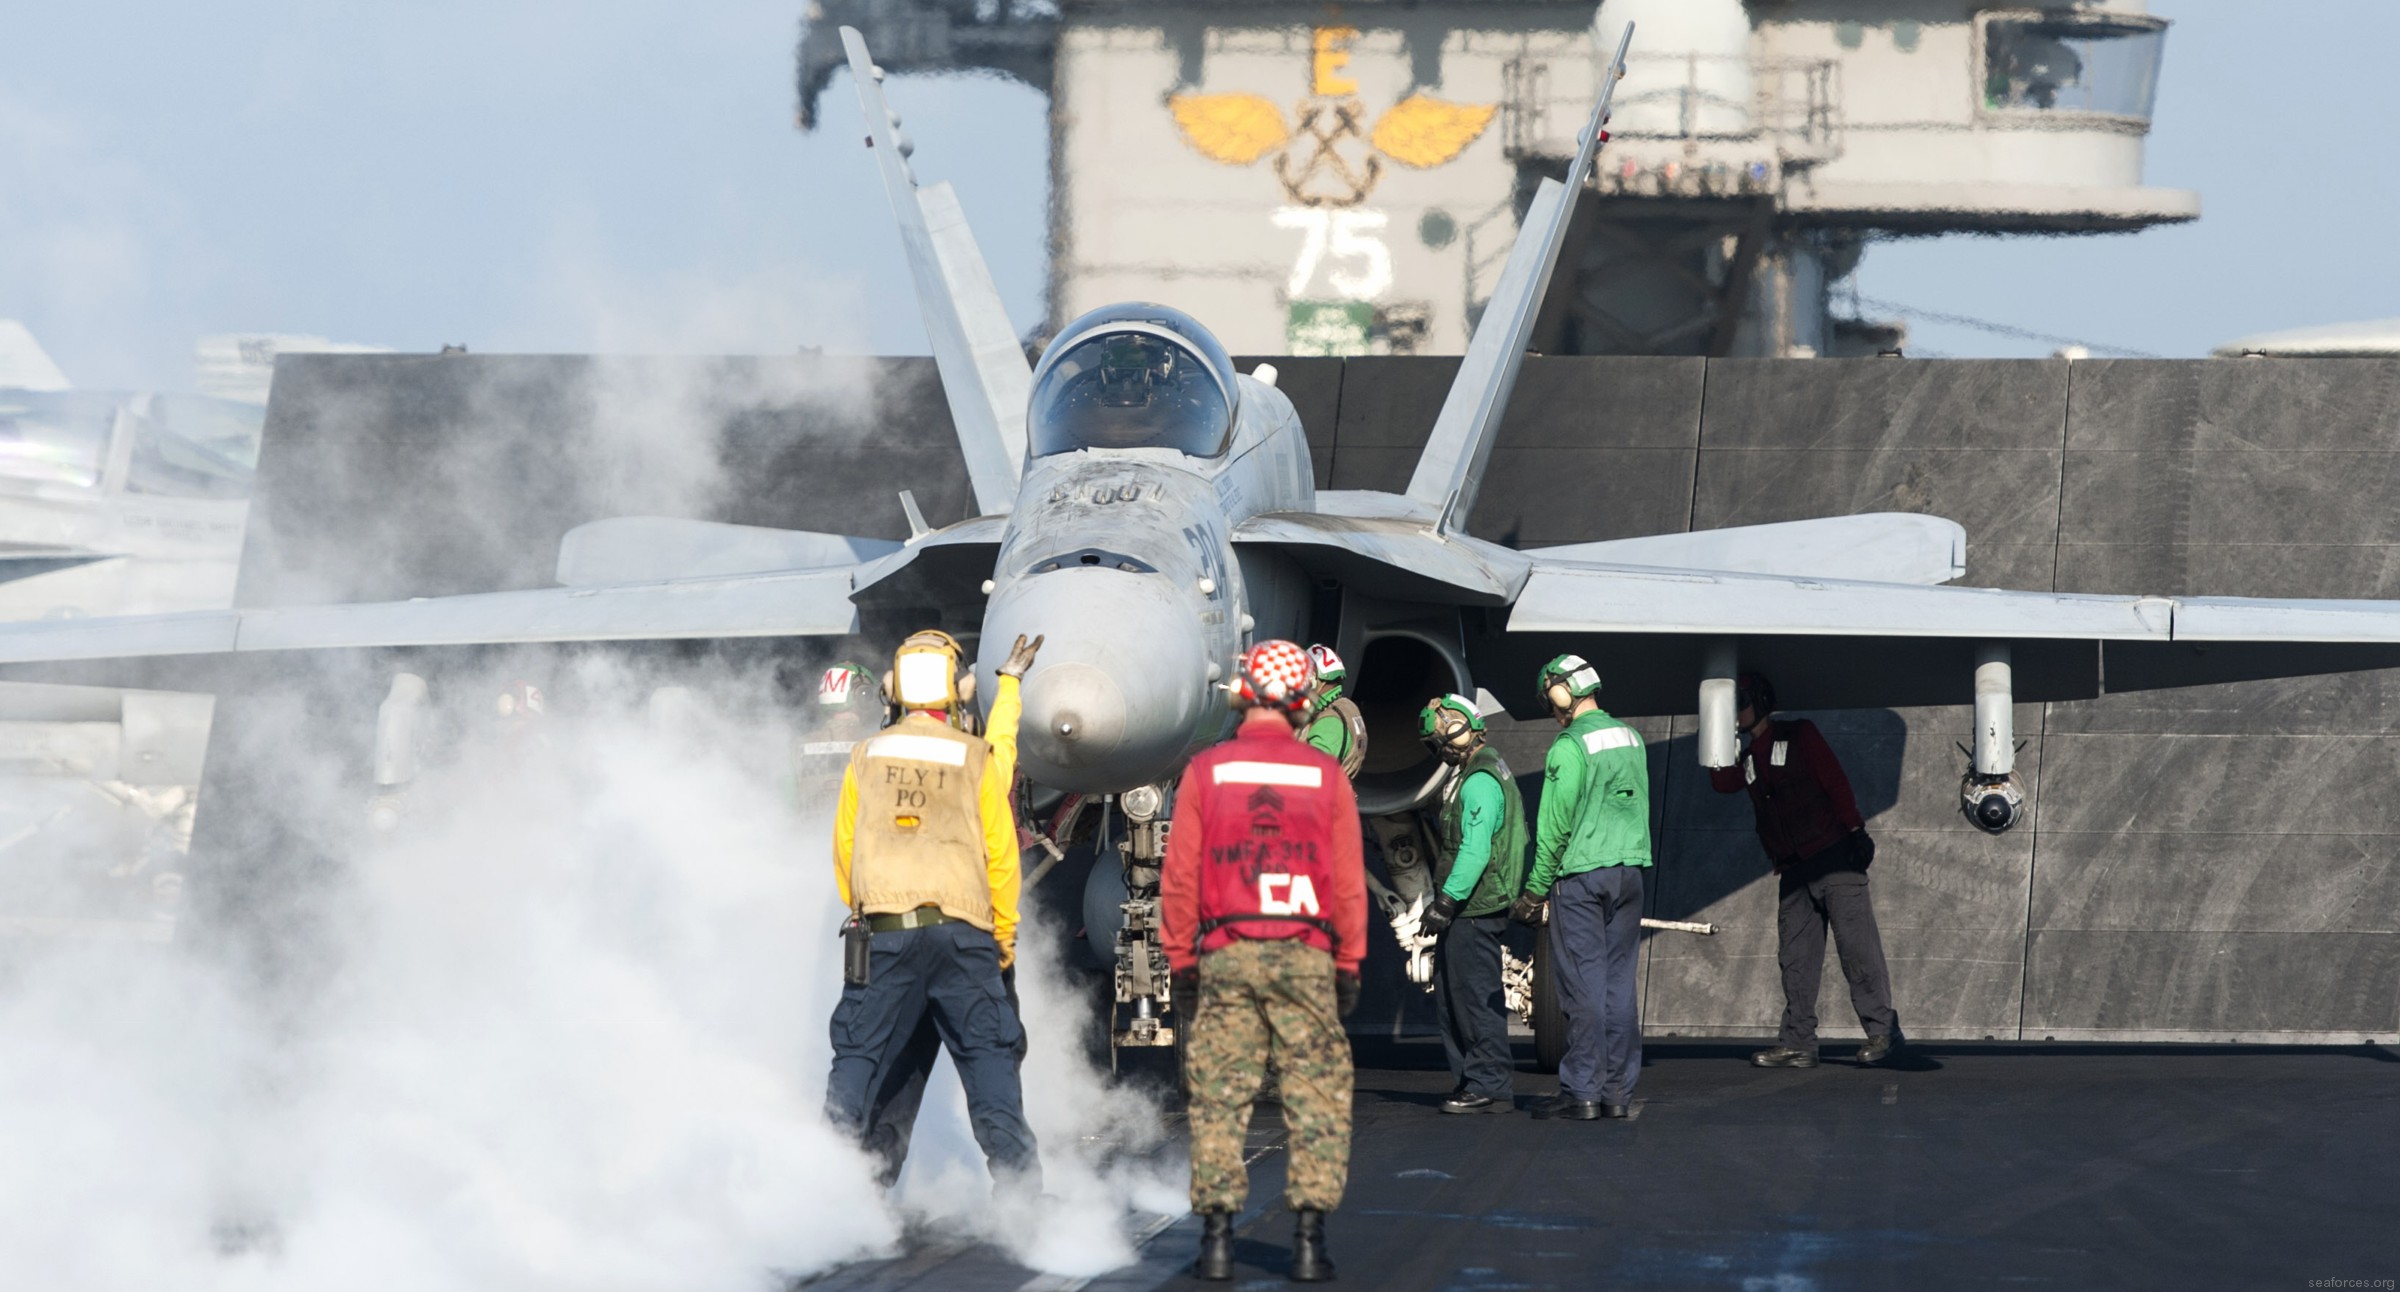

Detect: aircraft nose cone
[1021, 663, 1127, 767]
[978, 567, 1211, 794]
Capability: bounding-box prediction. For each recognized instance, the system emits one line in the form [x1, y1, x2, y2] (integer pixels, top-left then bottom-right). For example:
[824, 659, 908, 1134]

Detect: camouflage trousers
[1184, 938, 1354, 1213]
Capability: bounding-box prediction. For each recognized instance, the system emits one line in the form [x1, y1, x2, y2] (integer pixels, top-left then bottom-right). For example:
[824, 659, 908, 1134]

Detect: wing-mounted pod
[841, 27, 1030, 516]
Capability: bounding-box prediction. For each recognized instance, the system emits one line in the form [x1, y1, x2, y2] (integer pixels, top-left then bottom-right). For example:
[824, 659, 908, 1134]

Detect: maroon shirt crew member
[1707, 672, 1902, 1069]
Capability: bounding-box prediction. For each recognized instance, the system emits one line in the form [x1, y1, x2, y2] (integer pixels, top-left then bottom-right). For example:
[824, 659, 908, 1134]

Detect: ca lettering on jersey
[1258, 873, 1322, 917]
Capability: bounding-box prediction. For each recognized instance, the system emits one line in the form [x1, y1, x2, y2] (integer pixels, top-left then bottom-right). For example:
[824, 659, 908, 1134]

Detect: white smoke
[0, 646, 1180, 1288]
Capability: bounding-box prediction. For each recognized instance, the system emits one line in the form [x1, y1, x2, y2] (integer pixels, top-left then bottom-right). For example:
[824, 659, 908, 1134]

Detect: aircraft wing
[1235, 509, 1962, 604]
[841, 27, 1031, 517]
[1530, 514, 1966, 586]
[0, 545, 113, 584]
[0, 567, 862, 665]
[1484, 558, 2400, 717]
[1405, 23, 1633, 533]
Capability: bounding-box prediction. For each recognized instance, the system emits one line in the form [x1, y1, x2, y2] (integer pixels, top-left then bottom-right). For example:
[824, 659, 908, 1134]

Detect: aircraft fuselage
[974, 370, 1313, 794]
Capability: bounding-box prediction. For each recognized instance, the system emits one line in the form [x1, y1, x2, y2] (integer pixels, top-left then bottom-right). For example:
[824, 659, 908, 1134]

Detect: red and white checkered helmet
[1234, 639, 1317, 713]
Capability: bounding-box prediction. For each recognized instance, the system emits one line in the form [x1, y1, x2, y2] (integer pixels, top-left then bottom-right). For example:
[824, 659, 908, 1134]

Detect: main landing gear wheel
[1532, 922, 1567, 1074]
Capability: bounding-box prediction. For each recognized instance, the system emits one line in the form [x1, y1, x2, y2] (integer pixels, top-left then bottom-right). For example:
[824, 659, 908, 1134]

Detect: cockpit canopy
[1028, 303, 1238, 458]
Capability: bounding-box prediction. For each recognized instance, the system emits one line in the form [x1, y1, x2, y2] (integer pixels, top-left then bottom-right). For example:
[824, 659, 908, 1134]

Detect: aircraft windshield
[1029, 307, 1236, 457]
[0, 391, 114, 490]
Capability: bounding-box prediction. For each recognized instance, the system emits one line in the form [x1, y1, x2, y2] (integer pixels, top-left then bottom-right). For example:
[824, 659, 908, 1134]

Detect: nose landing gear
[1107, 782, 1179, 1056]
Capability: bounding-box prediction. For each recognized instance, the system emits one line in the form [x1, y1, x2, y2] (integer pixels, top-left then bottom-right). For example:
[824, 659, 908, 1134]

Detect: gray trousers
[1777, 868, 1898, 1049]
[1435, 914, 1514, 1099]
[1550, 866, 1645, 1105]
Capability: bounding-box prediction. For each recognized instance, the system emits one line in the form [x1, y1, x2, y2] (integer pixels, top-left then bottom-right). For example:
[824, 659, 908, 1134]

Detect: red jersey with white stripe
[1161, 712, 1369, 974]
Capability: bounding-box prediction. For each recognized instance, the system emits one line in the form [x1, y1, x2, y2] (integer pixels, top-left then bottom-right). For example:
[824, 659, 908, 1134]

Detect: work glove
[998, 634, 1045, 679]
[998, 941, 1016, 972]
[1420, 891, 1461, 939]
[1509, 892, 1548, 927]
[1850, 829, 1876, 867]
[1171, 967, 1199, 1026]
[1335, 969, 1362, 1018]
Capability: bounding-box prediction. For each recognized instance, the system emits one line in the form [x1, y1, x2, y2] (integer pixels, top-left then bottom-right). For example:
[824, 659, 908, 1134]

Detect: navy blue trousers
[1435, 914, 1515, 1099]
[857, 970, 1025, 1188]
[825, 922, 1039, 1187]
[1550, 866, 1645, 1105]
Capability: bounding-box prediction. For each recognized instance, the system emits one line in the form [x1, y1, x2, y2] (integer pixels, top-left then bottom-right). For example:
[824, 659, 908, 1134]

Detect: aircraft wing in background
[1483, 554, 2400, 718]
[0, 566, 863, 666]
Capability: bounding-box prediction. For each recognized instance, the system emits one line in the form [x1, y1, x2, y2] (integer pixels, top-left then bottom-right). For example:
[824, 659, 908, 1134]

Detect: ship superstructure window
[1981, 11, 2166, 122]
[1029, 304, 1238, 457]
[127, 395, 263, 499]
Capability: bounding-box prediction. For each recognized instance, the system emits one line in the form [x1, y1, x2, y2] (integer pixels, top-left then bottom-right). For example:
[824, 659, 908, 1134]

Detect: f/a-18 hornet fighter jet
[10, 24, 2400, 1055]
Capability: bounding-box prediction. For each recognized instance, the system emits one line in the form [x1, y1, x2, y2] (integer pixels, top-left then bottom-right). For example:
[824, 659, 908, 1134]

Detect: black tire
[1532, 922, 1567, 1074]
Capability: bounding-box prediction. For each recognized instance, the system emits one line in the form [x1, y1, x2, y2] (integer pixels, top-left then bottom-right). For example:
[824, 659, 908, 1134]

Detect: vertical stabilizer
[0, 320, 71, 391]
[1405, 24, 1634, 534]
[841, 27, 1031, 517]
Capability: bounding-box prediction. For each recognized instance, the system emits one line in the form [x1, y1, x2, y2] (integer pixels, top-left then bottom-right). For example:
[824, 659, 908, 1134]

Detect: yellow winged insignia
[1369, 94, 1498, 169]
[1169, 93, 1292, 166]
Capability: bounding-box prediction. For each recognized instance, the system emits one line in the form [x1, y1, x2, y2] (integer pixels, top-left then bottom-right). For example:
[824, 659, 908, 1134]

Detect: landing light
[1121, 784, 1164, 822]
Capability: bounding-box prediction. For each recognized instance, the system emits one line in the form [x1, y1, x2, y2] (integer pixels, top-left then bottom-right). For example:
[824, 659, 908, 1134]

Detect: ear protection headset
[1418, 693, 1485, 764]
[1538, 653, 1602, 714]
[1734, 671, 1776, 723]
[883, 629, 975, 715]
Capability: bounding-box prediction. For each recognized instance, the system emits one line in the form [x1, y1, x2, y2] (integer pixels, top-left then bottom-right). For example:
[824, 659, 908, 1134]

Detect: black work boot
[1529, 1093, 1604, 1120]
[1858, 1023, 1905, 1066]
[1750, 1046, 1818, 1069]
[1193, 1211, 1235, 1281]
[1289, 1209, 1335, 1282]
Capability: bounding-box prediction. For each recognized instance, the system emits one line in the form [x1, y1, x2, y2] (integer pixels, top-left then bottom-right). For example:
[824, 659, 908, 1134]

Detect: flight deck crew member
[1300, 644, 1368, 778]
[844, 636, 1043, 1188]
[793, 660, 884, 811]
[1164, 639, 1367, 1283]
[1414, 694, 1528, 1115]
[1511, 654, 1651, 1121]
[1708, 672, 1901, 1068]
[825, 629, 1043, 1193]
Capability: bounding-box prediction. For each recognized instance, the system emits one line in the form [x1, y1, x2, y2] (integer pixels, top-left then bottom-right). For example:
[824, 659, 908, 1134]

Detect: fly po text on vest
[883, 762, 952, 808]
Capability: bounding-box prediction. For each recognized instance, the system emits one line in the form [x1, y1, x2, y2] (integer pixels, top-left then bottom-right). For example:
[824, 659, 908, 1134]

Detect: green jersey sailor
[1414, 694, 1528, 1114]
[1300, 644, 1367, 779]
[1512, 653, 1652, 1122]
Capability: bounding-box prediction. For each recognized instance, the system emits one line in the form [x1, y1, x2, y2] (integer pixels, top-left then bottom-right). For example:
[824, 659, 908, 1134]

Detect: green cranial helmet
[1538, 653, 1603, 707]
[1418, 693, 1484, 764]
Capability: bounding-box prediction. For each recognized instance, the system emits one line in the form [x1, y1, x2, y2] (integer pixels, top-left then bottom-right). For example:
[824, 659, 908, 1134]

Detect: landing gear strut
[1109, 782, 1178, 1053]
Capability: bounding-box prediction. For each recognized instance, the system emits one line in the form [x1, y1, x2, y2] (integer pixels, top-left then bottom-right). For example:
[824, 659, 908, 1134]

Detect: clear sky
[3, 1, 2394, 388]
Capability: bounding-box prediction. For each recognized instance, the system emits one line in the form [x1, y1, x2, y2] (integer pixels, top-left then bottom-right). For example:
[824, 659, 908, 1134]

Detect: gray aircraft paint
[974, 368, 1314, 791]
